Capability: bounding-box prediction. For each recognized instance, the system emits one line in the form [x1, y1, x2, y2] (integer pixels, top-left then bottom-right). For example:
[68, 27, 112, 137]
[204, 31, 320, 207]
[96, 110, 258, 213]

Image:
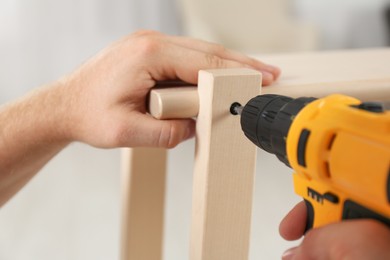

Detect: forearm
[0, 31, 281, 207]
[0, 82, 71, 206]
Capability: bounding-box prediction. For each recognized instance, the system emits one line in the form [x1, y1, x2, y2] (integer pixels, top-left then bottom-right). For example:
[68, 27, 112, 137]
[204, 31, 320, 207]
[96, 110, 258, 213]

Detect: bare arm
[0, 83, 70, 205]
[0, 30, 280, 206]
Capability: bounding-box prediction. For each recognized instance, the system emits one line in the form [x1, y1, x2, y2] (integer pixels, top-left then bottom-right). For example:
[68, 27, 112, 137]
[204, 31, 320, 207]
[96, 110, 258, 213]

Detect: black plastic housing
[240, 94, 316, 167]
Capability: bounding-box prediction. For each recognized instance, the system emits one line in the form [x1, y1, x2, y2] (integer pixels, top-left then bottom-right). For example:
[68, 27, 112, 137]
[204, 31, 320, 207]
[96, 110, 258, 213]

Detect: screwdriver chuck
[239, 94, 316, 167]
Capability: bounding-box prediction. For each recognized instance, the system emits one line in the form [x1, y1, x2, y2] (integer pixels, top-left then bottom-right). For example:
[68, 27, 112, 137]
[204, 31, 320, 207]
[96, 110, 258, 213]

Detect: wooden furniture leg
[190, 68, 261, 260]
[120, 147, 167, 260]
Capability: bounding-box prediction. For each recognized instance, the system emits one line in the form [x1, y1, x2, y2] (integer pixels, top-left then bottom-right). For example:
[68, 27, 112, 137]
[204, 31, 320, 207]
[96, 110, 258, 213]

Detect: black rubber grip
[304, 199, 315, 233]
[297, 129, 311, 167]
[342, 200, 390, 227]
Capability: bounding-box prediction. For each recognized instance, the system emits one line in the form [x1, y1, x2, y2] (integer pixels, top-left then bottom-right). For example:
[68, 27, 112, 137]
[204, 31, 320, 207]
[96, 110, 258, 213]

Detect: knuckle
[135, 37, 161, 57]
[300, 229, 318, 246]
[213, 43, 228, 56]
[297, 229, 322, 257]
[158, 124, 179, 149]
[361, 219, 387, 232]
[110, 123, 132, 147]
[132, 29, 161, 38]
[329, 243, 351, 260]
[205, 53, 226, 68]
[357, 220, 390, 242]
[122, 30, 162, 57]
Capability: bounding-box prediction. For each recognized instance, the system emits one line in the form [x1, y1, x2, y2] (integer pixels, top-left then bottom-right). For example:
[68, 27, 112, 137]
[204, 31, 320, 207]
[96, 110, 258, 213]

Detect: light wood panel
[260, 48, 390, 99]
[120, 148, 167, 260]
[190, 68, 261, 260]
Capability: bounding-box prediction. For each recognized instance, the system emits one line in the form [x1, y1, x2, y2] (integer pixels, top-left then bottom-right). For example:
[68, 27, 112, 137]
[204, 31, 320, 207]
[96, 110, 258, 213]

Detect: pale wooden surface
[120, 148, 167, 260]
[190, 68, 260, 260]
[149, 48, 390, 119]
[260, 48, 390, 99]
[149, 86, 198, 119]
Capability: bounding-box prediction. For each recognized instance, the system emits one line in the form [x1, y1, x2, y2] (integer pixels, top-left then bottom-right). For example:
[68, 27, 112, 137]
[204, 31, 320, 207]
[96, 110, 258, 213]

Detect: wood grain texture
[148, 48, 390, 119]
[260, 48, 390, 100]
[190, 68, 261, 260]
[120, 148, 167, 260]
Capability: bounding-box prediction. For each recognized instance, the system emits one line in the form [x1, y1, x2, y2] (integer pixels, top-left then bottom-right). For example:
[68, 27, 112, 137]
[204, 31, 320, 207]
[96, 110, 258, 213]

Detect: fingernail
[268, 65, 281, 77]
[262, 71, 274, 83]
[282, 247, 297, 260]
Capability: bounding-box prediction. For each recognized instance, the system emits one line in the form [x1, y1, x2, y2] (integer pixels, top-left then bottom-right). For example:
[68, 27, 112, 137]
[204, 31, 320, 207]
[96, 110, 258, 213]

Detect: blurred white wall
[293, 0, 390, 49]
[0, 0, 182, 104]
[176, 0, 319, 53]
[177, 0, 390, 53]
[0, 1, 389, 260]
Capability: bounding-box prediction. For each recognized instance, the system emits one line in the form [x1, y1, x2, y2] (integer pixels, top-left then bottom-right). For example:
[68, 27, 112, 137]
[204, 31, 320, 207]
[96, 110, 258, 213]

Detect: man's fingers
[131, 32, 277, 86]
[146, 41, 264, 86]
[164, 35, 281, 83]
[279, 201, 390, 260]
[289, 220, 390, 260]
[120, 113, 195, 148]
[279, 201, 307, 241]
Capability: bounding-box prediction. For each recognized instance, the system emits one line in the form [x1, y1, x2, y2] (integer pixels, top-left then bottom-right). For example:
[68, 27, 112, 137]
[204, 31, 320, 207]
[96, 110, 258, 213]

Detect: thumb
[126, 113, 195, 148]
[279, 201, 307, 241]
[285, 220, 390, 260]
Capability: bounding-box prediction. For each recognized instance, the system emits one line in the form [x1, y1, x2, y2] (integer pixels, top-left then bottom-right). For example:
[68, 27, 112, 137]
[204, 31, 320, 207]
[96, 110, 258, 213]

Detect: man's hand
[280, 201, 390, 260]
[61, 30, 280, 148]
[0, 30, 280, 205]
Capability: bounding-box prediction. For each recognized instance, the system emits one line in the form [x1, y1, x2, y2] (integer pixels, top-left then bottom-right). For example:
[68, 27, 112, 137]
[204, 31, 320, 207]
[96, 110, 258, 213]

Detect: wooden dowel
[149, 81, 390, 119]
[149, 86, 198, 119]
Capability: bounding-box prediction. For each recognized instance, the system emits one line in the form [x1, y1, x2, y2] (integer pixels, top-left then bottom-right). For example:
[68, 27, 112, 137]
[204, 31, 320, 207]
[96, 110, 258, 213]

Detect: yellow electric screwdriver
[231, 94, 390, 230]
